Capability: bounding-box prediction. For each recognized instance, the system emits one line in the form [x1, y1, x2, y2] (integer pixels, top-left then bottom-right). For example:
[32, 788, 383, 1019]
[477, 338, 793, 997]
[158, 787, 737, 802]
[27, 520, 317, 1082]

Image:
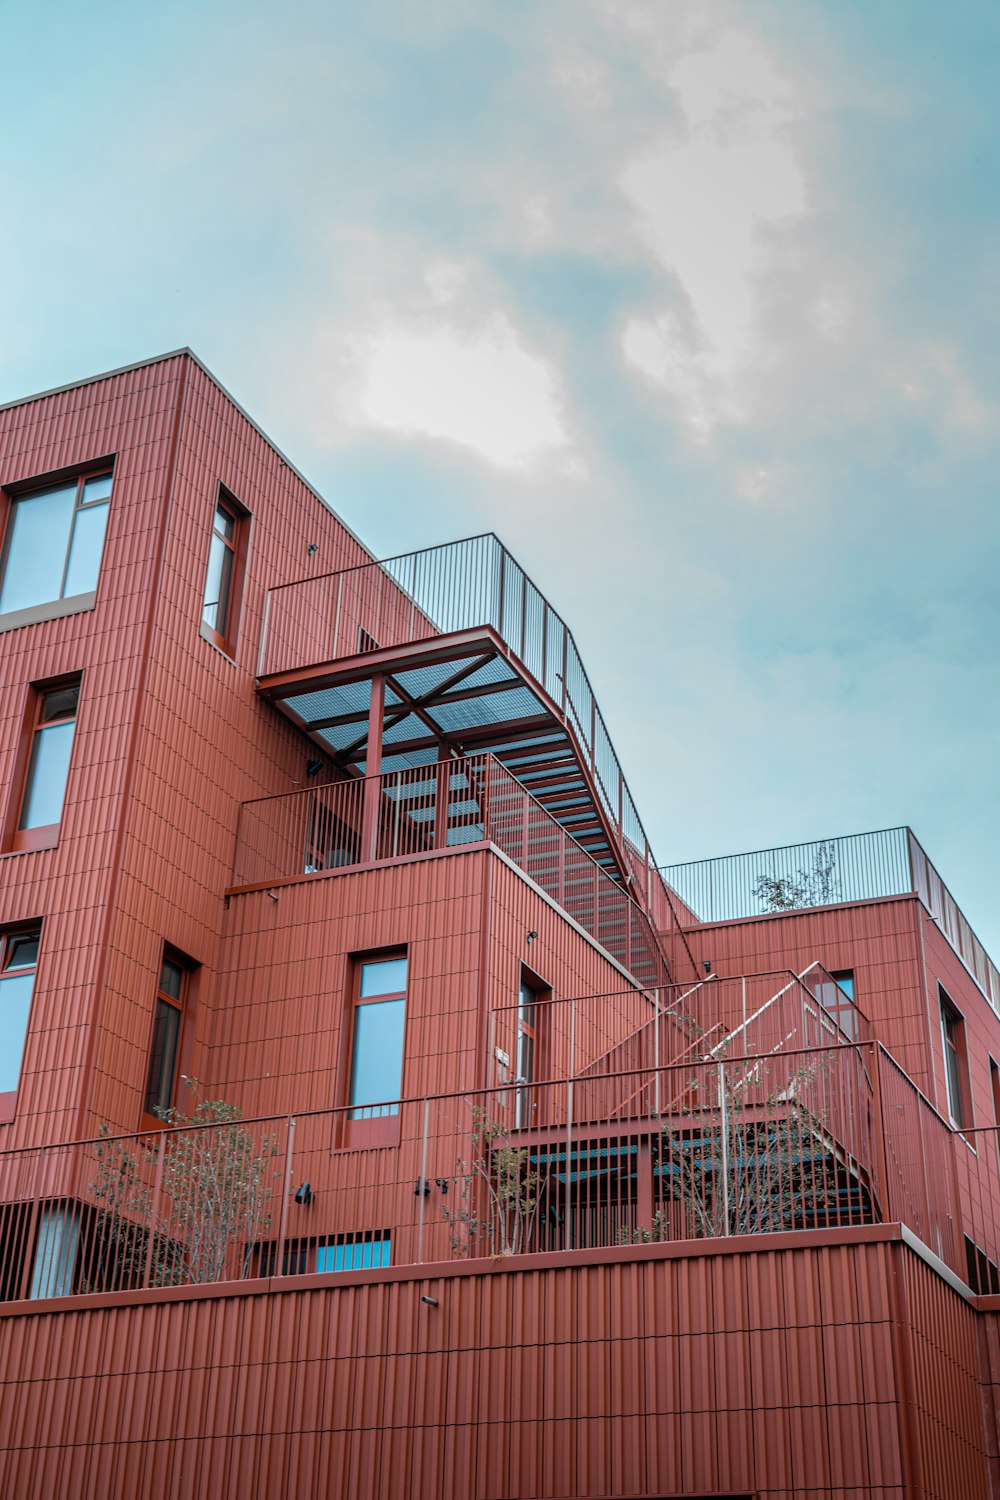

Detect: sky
[2, 0, 999, 956]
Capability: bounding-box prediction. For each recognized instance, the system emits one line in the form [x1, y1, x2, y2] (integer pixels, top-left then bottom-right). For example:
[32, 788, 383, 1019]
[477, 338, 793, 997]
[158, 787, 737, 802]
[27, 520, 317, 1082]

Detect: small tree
[443, 1106, 543, 1257]
[658, 1057, 834, 1239]
[753, 841, 841, 913]
[87, 1081, 281, 1289]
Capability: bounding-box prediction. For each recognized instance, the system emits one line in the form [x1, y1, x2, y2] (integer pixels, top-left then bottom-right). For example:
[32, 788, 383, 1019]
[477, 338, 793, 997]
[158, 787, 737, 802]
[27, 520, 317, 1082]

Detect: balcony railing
[258, 534, 661, 886]
[231, 753, 667, 988]
[489, 965, 869, 1105]
[3, 1037, 996, 1305]
[662, 826, 1000, 1013]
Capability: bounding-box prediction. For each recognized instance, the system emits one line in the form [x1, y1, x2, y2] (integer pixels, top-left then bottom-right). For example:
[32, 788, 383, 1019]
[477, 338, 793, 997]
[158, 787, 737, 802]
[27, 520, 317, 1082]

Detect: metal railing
[257, 533, 665, 902]
[489, 966, 868, 1110]
[231, 753, 668, 988]
[662, 826, 1000, 1013]
[6, 1037, 1000, 1303]
[0, 1041, 880, 1304]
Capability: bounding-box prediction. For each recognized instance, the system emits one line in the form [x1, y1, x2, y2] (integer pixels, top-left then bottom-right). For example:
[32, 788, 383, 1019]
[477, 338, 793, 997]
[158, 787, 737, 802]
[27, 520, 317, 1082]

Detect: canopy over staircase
[257, 535, 677, 932]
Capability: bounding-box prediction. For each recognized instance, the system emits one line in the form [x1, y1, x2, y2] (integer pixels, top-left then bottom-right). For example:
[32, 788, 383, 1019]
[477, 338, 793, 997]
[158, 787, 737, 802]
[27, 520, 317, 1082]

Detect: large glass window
[940, 988, 969, 1128]
[0, 928, 41, 1113]
[142, 952, 189, 1120]
[201, 490, 247, 655]
[17, 682, 80, 840]
[348, 955, 407, 1119]
[0, 472, 111, 616]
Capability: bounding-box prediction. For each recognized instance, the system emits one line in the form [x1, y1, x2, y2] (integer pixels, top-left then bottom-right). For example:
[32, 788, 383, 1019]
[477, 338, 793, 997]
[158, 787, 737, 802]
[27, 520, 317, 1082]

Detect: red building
[0, 349, 998, 1498]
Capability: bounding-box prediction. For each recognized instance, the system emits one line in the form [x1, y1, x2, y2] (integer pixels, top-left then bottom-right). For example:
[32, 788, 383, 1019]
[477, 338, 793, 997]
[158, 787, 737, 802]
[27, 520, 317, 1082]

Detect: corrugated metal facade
[2, 353, 1000, 1498]
[0, 1234, 987, 1499]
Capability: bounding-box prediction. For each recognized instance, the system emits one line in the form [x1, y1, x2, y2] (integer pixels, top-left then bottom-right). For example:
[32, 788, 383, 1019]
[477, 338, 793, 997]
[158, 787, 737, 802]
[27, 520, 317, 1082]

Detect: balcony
[662, 826, 1000, 1013]
[231, 752, 667, 989]
[2, 1025, 994, 1306]
[256, 535, 668, 910]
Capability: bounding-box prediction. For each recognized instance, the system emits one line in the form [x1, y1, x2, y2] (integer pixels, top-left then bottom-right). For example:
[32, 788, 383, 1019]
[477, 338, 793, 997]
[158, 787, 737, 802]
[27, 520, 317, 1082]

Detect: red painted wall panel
[0, 1235, 981, 1499]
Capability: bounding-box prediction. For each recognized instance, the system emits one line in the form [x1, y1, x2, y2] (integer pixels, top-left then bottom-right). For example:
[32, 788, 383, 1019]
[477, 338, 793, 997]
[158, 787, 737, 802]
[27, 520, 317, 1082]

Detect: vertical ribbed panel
[0, 1237, 988, 1498]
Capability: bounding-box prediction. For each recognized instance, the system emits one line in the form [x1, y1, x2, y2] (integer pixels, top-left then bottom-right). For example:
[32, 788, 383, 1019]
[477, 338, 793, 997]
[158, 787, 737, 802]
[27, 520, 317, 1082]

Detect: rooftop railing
[231, 752, 668, 989]
[258, 534, 663, 891]
[2, 1039, 995, 1305]
[662, 826, 1000, 1014]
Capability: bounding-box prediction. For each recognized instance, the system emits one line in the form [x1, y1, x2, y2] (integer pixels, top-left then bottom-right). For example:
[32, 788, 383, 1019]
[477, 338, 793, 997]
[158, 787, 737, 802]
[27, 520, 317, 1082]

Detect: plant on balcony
[656, 1056, 840, 1239]
[86, 1081, 280, 1290]
[753, 840, 841, 913]
[443, 1105, 543, 1257]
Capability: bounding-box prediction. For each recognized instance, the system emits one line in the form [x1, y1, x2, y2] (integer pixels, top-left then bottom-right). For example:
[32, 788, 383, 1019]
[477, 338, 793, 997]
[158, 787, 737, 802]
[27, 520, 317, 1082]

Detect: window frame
[0, 465, 113, 622]
[514, 968, 549, 1129]
[340, 950, 408, 1148]
[200, 485, 250, 658]
[140, 948, 194, 1130]
[4, 676, 82, 854]
[939, 986, 971, 1129]
[0, 924, 43, 1123]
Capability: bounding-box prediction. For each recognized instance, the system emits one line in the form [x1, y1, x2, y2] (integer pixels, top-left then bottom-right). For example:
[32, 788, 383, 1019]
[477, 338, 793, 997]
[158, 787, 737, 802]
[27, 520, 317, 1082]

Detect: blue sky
[3, 1, 999, 955]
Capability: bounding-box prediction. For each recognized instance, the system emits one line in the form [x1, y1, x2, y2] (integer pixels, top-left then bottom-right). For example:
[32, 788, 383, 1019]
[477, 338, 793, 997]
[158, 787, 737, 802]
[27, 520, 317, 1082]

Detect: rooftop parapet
[662, 826, 1000, 1013]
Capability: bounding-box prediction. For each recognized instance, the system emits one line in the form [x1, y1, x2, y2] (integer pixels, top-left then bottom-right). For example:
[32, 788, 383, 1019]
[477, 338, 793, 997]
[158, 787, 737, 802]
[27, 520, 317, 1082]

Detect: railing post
[560, 632, 568, 715]
[869, 1046, 891, 1224]
[434, 755, 450, 850]
[409, 553, 418, 642]
[274, 1116, 295, 1279]
[257, 588, 272, 678]
[417, 1098, 430, 1264]
[362, 674, 384, 862]
[718, 1062, 730, 1235]
[565, 1077, 573, 1250]
[143, 1131, 167, 1290]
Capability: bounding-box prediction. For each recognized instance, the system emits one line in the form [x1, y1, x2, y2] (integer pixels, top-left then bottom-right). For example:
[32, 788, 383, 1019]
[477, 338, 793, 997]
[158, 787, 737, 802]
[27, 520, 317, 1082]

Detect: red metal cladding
[0, 352, 998, 1498]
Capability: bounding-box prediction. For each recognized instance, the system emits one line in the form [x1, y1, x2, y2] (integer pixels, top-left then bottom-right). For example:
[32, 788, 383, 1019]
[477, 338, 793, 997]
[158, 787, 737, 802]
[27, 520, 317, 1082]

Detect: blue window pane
[0, 485, 76, 614]
[0, 971, 35, 1092]
[19, 720, 76, 830]
[63, 502, 109, 597]
[359, 957, 407, 997]
[202, 531, 232, 630]
[835, 974, 854, 1002]
[349, 997, 405, 1114]
[81, 473, 113, 503]
[316, 1236, 391, 1272]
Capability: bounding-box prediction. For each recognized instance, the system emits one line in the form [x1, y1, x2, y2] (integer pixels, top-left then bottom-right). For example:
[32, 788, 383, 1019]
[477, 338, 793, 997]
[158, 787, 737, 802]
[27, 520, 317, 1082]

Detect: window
[201, 489, 248, 656]
[991, 1059, 1000, 1172]
[8, 681, 80, 852]
[356, 626, 379, 654]
[259, 1231, 391, 1277]
[0, 928, 41, 1121]
[515, 976, 539, 1129]
[0, 471, 111, 618]
[348, 955, 408, 1120]
[940, 987, 969, 1128]
[142, 951, 191, 1122]
[317, 1233, 391, 1272]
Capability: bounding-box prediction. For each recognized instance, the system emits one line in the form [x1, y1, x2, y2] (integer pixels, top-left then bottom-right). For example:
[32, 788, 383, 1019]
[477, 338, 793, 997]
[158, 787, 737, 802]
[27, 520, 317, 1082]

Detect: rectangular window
[0, 928, 41, 1121]
[9, 681, 81, 853]
[348, 955, 407, 1120]
[940, 987, 969, 1129]
[0, 470, 112, 617]
[991, 1058, 1000, 1173]
[142, 951, 190, 1122]
[259, 1231, 391, 1277]
[201, 488, 248, 656]
[316, 1232, 391, 1272]
[515, 976, 538, 1129]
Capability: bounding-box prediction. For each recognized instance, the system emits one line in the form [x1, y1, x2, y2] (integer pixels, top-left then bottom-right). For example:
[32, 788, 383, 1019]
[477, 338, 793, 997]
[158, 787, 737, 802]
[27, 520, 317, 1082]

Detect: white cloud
[618, 29, 808, 437]
[350, 310, 575, 472]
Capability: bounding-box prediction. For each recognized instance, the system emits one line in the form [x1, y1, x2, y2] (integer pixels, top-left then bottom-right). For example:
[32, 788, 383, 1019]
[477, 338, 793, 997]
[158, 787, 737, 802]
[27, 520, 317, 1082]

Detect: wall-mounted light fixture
[294, 1182, 313, 1205]
[306, 760, 323, 778]
[306, 543, 319, 556]
[526, 930, 539, 947]
[420, 1295, 439, 1307]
